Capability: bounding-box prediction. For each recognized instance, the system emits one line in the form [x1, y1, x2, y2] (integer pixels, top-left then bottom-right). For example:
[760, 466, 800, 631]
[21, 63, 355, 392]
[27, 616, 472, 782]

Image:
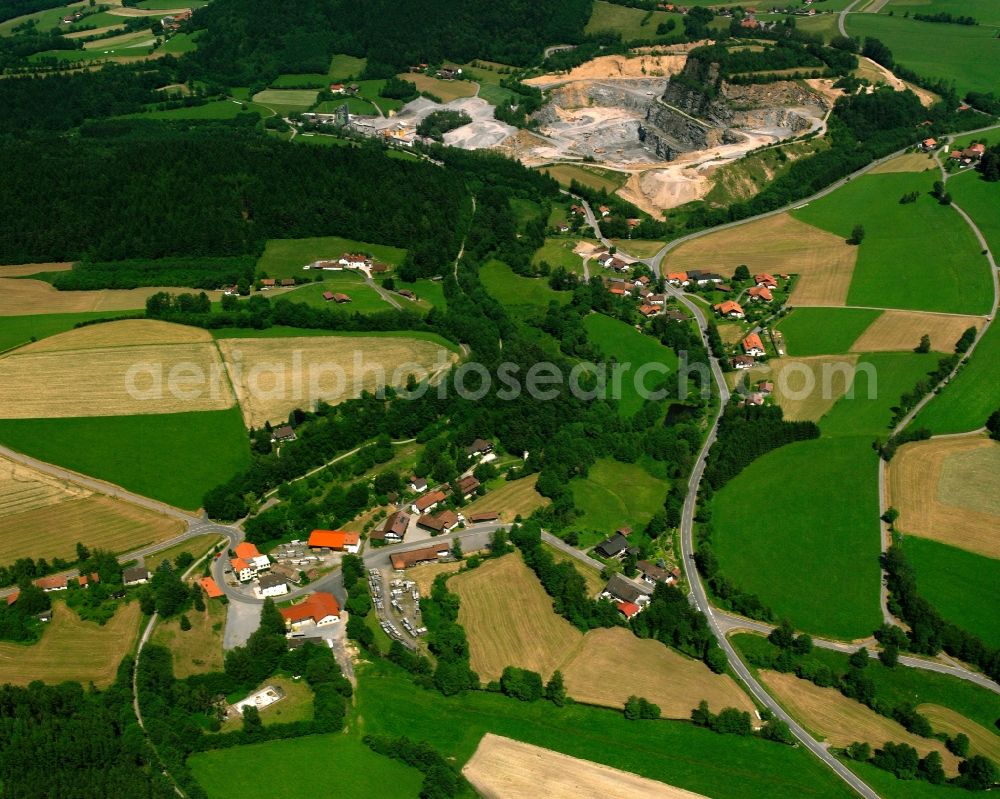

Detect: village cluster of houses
[408, 64, 463, 80]
[592, 529, 681, 620]
[606, 272, 689, 320]
[305, 253, 390, 274]
[921, 136, 987, 167]
[160, 9, 191, 31]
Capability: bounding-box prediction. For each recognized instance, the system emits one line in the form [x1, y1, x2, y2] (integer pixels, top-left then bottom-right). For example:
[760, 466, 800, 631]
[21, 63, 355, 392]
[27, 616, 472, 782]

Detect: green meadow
[128, 99, 272, 120]
[356, 661, 857, 799]
[570, 458, 668, 545]
[904, 537, 1000, 648]
[480, 259, 570, 314]
[583, 313, 679, 417]
[0, 408, 250, 510]
[846, 13, 1000, 96]
[913, 317, 1000, 434]
[328, 53, 367, 79]
[776, 308, 882, 356]
[533, 238, 586, 275]
[258, 236, 406, 280]
[189, 735, 424, 799]
[283, 276, 392, 314]
[585, 0, 685, 40]
[209, 326, 459, 351]
[791, 173, 991, 315]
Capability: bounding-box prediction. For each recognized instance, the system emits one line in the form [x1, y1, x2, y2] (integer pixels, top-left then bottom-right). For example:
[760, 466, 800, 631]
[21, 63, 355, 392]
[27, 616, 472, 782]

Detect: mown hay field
[849, 311, 985, 354]
[887, 435, 1000, 559]
[561, 627, 754, 719]
[0, 453, 90, 516]
[868, 152, 937, 174]
[0, 262, 72, 278]
[733, 356, 859, 422]
[463, 734, 709, 799]
[539, 163, 627, 194]
[450, 554, 582, 683]
[916, 704, 1000, 765]
[462, 473, 550, 522]
[760, 671, 960, 774]
[664, 213, 858, 306]
[0, 341, 234, 418]
[22, 318, 210, 351]
[0, 278, 191, 316]
[398, 73, 478, 102]
[217, 335, 455, 427]
[0, 494, 184, 563]
[406, 560, 465, 596]
[0, 602, 141, 687]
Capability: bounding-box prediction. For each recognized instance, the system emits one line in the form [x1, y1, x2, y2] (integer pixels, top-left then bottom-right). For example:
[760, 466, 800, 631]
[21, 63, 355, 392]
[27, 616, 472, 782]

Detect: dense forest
[0, 0, 64, 22]
[0, 121, 468, 274]
[185, 0, 592, 84]
[0, 660, 175, 799]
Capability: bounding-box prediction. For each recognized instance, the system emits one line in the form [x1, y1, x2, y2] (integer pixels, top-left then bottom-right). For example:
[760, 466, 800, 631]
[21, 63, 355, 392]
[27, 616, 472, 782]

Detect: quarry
[512, 52, 830, 213]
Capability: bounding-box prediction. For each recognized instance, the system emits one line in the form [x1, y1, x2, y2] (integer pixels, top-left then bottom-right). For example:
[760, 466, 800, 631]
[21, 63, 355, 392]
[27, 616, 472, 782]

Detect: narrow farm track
[874, 142, 1000, 626]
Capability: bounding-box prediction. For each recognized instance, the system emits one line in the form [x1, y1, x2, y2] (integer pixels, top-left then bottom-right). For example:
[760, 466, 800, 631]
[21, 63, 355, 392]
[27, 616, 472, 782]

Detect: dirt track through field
[761, 671, 960, 774]
[218, 336, 456, 427]
[664, 213, 858, 306]
[463, 734, 709, 799]
[850, 311, 985, 353]
[888, 436, 1000, 559]
[560, 627, 755, 719]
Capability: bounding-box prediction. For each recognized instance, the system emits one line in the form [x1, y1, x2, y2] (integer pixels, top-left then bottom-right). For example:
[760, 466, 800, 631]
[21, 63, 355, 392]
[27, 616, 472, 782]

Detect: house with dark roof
[417, 509, 460, 534]
[412, 489, 447, 514]
[123, 566, 150, 586]
[391, 544, 451, 570]
[372, 510, 409, 543]
[466, 439, 494, 457]
[409, 475, 428, 492]
[637, 560, 680, 587]
[593, 533, 630, 560]
[457, 475, 480, 498]
[258, 573, 289, 598]
[271, 424, 296, 443]
[601, 573, 652, 606]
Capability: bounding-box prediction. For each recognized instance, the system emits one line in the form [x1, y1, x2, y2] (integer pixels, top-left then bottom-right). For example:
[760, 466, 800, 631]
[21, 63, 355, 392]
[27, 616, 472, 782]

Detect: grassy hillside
[791, 173, 991, 315]
[776, 308, 882, 356]
[570, 458, 668, 545]
[0, 408, 250, 510]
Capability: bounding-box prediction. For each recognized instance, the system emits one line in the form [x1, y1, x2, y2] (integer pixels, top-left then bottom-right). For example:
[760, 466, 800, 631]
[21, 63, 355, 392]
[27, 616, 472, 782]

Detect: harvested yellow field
[22, 319, 211, 352]
[450, 553, 582, 683]
[0, 340, 234, 418]
[0, 278, 196, 316]
[917, 705, 1000, 764]
[0, 262, 72, 277]
[665, 213, 858, 306]
[869, 152, 937, 174]
[399, 73, 478, 102]
[0, 494, 184, 563]
[463, 734, 708, 799]
[850, 311, 984, 353]
[761, 671, 959, 773]
[0, 453, 90, 517]
[561, 627, 755, 719]
[152, 598, 227, 678]
[462, 473, 550, 522]
[407, 560, 466, 596]
[218, 336, 455, 427]
[734, 356, 859, 421]
[888, 436, 1000, 559]
[0, 602, 141, 688]
[524, 54, 687, 87]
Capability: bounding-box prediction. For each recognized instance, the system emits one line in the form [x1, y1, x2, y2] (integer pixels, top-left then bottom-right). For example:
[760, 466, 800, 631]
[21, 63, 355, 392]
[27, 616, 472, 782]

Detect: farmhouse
[412, 489, 447, 514]
[333, 293, 352, 303]
[199, 576, 224, 598]
[638, 304, 660, 318]
[339, 253, 371, 269]
[594, 533, 630, 559]
[921, 137, 937, 150]
[599, 205, 611, 217]
[609, 286, 629, 297]
[398, 289, 416, 300]
[742, 333, 766, 357]
[713, 300, 745, 319]
[409, 476, 428, 492]
[647, 294, 666, 306]
[666, 272, 689, 286]
[280, 279, 296, 287]
[322, 291, 335, 302]
[260, 279, 276, 289]
[748, 286, 773, 303]
[663, 309, 687, 323]
[417, 509, 461, 534]
[372, 510, 410, 543]
[617, 601, 642, 620]
[754, 273, 778, 289]
[637, 560, 679, 586]
[230, 558, 255, 583]
[235, 542, 270, 572]
[271, 424, 297, 443]
[308, 529, 361, 553]
[258, 573, 289, 598]
[330, 83, 346, 94]
[466, 439, 494, 458]
[601, 573, 651, 606]
[280, 591, 341, 631]
[123, 566, 150, 586]
[391, 543, 451, 570]
[758, 380, 774, 395]
[468, 511, 499, 522]
[687, 270, 723, 286]
[457, 475, 480, 498]
[634, 275, 650, 287]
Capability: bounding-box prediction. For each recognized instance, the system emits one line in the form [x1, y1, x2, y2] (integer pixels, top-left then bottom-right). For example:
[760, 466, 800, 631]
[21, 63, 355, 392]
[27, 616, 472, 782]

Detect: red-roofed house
[599, 205, 611, 217]
[231, 557, 254, 582]
[638, 304, 660, 317]
[6, 590, 18, 606]
[322, 291, 336, 302]
[742, 332, 766, 357]
[280, 592, 341, 631]
[666, 272, 689, 286]
[713, 300, 745, 319]
[235, 542, 270, 573]
[200, 576, 224, 599]
[333, 293, 352, 303]
[617, 601, 641, 620]
[748, 286, 773, 302]
[921, 137, 937, 150]
[412, 489, 447, 514]
[754, 273, 777, 288]
[308, 530, 361, 553]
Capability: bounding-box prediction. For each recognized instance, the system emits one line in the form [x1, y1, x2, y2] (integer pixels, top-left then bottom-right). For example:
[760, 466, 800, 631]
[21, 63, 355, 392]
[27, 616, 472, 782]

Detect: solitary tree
[848, 224, 866, 245]
[179, 614, 192, 632]
[849, 647, 870, 669]
[545, 670, 566, 707]
[915, 334, 931, 353]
